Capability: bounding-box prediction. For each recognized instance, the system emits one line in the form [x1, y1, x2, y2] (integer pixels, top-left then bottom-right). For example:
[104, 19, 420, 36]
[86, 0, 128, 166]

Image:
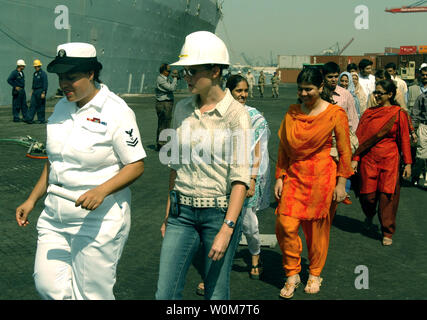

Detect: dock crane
[321, 38, 354, 56]
[386, 0, 427, 13]
[337, 38, 354, 55]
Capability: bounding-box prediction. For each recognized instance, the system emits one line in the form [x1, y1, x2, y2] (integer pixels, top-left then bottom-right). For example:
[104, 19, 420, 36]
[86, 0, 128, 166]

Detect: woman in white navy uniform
[15, 43, 146, 300]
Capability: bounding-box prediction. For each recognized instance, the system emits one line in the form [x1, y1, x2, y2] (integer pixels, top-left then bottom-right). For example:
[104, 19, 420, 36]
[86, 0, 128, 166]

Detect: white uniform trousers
[33, 187, 131, 300]
[241, 206, 261, 256]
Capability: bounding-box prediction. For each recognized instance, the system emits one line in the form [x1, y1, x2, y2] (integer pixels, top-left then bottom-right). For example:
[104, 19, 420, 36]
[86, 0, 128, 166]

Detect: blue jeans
[346, 179, 351, 193]
[155, 204, 242, 300]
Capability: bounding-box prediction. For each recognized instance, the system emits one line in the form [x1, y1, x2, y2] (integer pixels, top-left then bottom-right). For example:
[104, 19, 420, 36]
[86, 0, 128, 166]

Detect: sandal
[196, 282, 205, 296]
[249, 263, 263, 280]
[279, 275, 301, 299]
[304, 275, 322, 294]
[382, 237, 393, 246]
[342, 195, 352, 205]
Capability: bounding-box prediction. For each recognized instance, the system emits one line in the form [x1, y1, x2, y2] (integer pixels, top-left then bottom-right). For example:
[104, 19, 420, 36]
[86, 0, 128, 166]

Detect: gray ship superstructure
[0, 0, 222, 106]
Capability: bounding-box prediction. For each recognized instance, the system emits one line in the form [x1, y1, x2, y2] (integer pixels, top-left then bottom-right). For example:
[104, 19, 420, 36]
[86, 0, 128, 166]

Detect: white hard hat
[171, 31, 230, 66]
[17, 59, 26, 66]
[420, 63, 427, 71]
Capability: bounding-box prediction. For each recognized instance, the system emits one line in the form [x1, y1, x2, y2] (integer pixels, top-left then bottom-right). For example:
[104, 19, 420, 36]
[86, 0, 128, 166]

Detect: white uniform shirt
[46, 84, 146, 189]
[358, 73, 376, 99]
[246, 73, 255, 86]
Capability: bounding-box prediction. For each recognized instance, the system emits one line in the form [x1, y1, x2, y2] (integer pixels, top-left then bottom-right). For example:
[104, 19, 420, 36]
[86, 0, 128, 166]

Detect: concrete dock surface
[1, 84, 426, 300]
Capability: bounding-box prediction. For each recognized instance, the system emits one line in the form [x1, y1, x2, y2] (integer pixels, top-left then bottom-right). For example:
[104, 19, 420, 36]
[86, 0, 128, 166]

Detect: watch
[223, 219, 235, 229]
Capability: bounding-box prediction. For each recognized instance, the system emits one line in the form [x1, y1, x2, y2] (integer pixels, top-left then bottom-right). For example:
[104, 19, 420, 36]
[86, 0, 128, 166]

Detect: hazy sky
[215, 0, 426, 65]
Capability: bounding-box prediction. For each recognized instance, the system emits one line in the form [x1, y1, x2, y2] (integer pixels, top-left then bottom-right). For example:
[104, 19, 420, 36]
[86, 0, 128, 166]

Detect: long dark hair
[297, 68, 335, 104]
[226, 74, 248, 92]
[376, 79, 399, 106]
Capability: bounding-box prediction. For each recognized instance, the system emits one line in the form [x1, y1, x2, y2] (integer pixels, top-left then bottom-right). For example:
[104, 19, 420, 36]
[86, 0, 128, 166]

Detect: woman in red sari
[352, 79, 412, 246]
[274, 68, 353, 299]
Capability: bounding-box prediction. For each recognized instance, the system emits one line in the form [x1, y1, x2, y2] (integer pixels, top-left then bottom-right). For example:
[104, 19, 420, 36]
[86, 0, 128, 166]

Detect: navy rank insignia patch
[125, 129, 139, 147]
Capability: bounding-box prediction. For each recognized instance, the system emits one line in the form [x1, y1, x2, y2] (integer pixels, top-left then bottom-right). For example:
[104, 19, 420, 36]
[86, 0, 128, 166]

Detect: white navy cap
[47, 42, 102, 73]
[420, 63, 427, 71]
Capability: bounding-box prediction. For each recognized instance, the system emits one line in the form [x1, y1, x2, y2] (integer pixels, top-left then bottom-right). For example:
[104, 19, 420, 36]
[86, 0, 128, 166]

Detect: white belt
[179, 194, 229, 208]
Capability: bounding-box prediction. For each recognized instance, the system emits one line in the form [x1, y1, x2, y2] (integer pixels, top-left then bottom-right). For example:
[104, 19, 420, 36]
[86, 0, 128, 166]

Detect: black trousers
[155, 100, 173, 148]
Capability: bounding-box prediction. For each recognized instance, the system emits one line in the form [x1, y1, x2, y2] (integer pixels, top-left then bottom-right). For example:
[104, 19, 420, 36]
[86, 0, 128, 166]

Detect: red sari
[354, 105, 412, 194]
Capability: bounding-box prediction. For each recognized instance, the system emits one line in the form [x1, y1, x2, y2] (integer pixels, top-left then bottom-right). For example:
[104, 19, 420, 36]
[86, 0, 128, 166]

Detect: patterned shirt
[332, 85, 359, 132]
[167, 89, 251, 198]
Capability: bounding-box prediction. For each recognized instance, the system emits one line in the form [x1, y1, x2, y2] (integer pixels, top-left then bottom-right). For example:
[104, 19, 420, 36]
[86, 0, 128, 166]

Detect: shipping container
[419, 46, 427, 54]
[376, 55, 399, 70]
[278, 55, 311, 69]
[399, 54, 427, 80]
[385, 47, 400, 54]
[310, 55, 377, 73]
[376, 54, 426, 80]
[278, 68, 302, 83]
[400, 46, 417, 55]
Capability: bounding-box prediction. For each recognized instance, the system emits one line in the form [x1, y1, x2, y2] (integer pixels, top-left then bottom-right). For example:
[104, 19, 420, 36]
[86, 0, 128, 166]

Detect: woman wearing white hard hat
[156, 31, 251, 300]
[15, 42, 146, 300]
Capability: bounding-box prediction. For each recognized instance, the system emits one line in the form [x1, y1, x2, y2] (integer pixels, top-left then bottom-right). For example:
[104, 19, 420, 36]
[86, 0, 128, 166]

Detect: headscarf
[245, 105, 271, 211]
[351, 72, 368, 115]
[339, 71, 361, 118]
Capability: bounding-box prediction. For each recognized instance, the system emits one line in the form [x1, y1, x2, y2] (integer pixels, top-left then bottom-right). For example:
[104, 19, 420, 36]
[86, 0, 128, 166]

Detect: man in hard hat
[154, 63, 178, 151]
[7, 59, 28, 122]
[25, 59, 48, 124]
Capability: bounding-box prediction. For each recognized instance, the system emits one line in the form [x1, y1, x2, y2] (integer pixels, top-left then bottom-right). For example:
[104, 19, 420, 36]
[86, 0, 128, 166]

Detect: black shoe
[24, 120, 34, 124]
[37, 120, 46, 124]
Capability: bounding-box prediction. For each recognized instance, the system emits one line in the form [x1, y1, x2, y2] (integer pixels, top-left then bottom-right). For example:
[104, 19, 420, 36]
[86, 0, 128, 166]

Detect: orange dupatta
[276, 104, 350, 179]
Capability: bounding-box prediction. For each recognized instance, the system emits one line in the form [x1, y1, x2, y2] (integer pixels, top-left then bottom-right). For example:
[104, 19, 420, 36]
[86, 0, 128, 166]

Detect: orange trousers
[275, 203, 337, 277]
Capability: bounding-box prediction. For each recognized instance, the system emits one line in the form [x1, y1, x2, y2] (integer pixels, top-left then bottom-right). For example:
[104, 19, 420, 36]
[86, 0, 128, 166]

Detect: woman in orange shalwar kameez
[351, 79, 412, 247]
[274, 68, 353, 299]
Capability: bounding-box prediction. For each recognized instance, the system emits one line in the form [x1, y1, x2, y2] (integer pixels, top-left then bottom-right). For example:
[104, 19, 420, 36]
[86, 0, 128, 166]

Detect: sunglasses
[373, 90, 389, 96]
[183, 66, 212, 77]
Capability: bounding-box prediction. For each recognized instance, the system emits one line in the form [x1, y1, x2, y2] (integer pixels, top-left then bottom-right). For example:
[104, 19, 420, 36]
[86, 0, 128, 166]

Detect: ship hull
[0, 0, 221, 105]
